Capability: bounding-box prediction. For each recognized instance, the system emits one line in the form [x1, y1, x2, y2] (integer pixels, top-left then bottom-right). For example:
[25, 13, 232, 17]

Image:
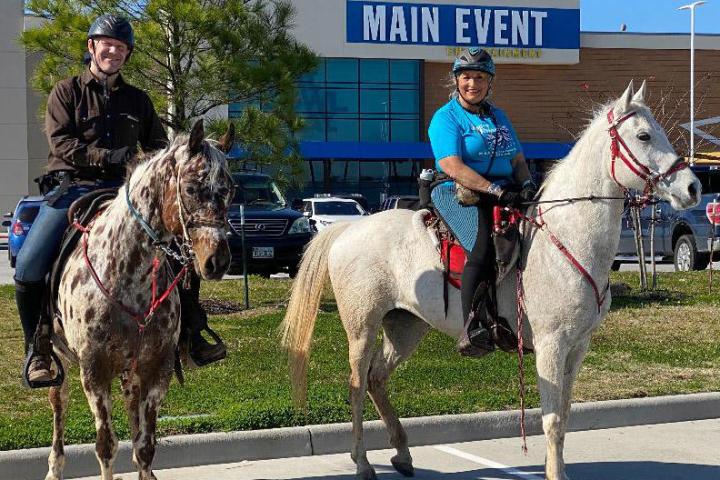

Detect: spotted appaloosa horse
[44, 120, 235, 480]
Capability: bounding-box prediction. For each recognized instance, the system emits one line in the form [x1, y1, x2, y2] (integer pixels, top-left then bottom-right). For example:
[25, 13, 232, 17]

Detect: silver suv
[615, 166, 720, 271]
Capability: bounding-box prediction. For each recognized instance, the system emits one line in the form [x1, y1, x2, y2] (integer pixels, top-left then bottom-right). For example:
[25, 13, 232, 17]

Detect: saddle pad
[441, 239, 465, 289]
[431, 181, 478, 252]
[49, 190, 118, 320]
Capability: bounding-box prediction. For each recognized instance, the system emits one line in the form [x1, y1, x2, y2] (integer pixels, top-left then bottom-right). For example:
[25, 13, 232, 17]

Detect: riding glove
[520, 184, 539, 203]
[498, 190, 524, 207]
[105, 146, 134, 170]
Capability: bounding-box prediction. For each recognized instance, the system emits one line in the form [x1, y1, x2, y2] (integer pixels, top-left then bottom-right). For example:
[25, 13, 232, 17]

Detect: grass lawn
[0, 271, 719, 450]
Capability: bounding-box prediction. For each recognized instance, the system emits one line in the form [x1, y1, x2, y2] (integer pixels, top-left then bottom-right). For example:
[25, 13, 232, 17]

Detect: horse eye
[185, 185, 197, 196]
[637, 132, 651, 142]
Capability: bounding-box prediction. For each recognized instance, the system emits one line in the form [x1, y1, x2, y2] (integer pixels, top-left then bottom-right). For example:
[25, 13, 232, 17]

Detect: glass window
[234, 58, 421, 145]
[360, 59, 389, 83]
[314, 201, 364, 216]
[327, 89, 358, 113]
[299, 118, 326, 141]
[360, 119, 389, 142]
[326, 58, 358, 83]
[360, 88, 389, 114]
[391, 90, 419, 114]
[390, 60, 420, 83]
[391, 120, 419, 142]
[299, 59, 325, 83]
[296, 87, 325, 113]
[328, 119, 359, 141]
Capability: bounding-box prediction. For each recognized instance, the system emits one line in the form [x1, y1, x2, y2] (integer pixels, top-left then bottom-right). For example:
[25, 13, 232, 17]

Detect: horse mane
[540, 99, 647, 194]
[123, 132, 230, 189]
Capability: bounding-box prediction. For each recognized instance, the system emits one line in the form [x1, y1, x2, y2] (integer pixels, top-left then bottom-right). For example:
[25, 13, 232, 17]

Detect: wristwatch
[487, 182, 503, 197]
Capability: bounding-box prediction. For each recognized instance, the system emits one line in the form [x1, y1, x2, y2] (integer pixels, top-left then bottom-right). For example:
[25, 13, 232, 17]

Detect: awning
[228, 141, 574, 161]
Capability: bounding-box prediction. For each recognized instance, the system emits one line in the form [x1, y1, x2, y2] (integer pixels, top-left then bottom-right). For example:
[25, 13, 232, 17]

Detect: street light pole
[678, 1, 706, 164]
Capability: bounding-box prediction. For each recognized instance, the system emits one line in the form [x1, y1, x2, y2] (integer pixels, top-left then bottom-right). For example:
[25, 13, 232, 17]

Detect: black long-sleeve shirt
[45, 68, 168, 179]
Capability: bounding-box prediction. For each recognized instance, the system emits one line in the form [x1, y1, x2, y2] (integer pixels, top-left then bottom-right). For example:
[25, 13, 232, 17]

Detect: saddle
[24, 188, 118, 389]
[422, 189, 524, 353]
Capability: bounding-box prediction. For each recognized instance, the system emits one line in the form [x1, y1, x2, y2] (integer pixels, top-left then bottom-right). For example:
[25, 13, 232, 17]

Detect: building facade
[3, 0, 720, 213]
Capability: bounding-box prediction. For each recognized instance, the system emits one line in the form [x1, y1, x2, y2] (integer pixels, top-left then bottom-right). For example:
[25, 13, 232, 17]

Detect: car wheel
[674, 234, 707, 271]
[9, 253, 15, 268]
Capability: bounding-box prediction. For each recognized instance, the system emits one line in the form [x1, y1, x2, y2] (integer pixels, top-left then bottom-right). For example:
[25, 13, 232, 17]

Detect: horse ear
[632, 80, 647, 104]
[188, 119, 204, 154]
[217, 123, 235, 154]
[616, 79, 634, 113]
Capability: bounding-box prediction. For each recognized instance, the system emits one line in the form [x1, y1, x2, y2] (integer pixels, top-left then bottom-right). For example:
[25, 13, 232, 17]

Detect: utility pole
[678, 1, 707, 164]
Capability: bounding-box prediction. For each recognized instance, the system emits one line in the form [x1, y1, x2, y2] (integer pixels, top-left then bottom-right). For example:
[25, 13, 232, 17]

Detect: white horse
[280, 81, 700, 480]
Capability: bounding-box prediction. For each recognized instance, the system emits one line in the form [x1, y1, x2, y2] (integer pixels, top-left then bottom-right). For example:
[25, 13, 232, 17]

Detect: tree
[21, 0, 317, 177]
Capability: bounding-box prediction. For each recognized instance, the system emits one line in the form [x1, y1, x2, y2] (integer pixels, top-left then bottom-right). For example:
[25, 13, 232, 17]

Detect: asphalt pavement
[65, 419, 720, 480]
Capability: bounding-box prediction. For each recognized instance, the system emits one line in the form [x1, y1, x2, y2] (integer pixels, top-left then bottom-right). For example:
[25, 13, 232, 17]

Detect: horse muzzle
[191, 228, 231, 280]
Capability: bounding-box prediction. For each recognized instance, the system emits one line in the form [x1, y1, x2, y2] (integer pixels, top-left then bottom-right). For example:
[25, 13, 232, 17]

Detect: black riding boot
[15, 279, 52, 382]
[457, 267, 495, 357]
[178, 270, 226, 366]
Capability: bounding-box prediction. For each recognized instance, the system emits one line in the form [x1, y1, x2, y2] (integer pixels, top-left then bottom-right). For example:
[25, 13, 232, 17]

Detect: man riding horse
[16, 14, 226, 385]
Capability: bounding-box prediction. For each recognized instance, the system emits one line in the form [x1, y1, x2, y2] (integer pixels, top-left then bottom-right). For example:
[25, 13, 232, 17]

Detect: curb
[1, 392, 718, 480]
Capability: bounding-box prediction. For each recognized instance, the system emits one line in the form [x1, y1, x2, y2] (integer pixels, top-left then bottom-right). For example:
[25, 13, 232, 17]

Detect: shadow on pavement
[276, 461, 719, 480]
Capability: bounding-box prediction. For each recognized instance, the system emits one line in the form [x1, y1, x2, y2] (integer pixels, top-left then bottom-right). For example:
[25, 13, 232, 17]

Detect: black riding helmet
[452, 47, 495, 76]
[88, 14, 134, 54]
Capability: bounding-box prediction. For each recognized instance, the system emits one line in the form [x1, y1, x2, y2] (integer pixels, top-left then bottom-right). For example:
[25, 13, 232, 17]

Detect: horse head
[607, 79, 701, 210]
[160, 120, 235, 280]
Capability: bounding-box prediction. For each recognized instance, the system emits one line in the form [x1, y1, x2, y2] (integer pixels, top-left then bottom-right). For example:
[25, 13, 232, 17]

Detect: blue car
[3, 196, 44, 268]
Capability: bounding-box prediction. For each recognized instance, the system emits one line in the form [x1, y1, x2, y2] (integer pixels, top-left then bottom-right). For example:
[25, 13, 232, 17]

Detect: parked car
[614, 166, 720, 271]
[301, 196, 368, 231]
[4, 196, 44, 268]
[380, 195, 421, 211]
[227, 172, 313, 277]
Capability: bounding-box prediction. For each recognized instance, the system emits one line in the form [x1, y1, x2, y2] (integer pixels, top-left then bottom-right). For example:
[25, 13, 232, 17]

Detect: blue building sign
[346, 0, 579, 50]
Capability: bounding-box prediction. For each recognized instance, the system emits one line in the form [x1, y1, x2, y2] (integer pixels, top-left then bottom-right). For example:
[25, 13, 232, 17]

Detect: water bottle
[418, 168, 434, 208]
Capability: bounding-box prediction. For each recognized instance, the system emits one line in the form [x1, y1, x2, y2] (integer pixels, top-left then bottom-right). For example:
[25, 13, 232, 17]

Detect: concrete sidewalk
[1, 392, 719, 480]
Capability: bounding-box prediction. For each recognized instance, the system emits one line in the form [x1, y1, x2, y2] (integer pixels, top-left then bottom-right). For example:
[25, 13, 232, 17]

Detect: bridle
[607, 110, 689, 198]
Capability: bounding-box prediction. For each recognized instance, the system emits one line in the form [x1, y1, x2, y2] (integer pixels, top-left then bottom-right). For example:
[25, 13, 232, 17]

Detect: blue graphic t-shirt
[428, 99, 522, 181]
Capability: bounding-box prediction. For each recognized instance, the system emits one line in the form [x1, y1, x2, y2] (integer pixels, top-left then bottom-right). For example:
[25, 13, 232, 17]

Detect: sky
[581, 0, 720, 34]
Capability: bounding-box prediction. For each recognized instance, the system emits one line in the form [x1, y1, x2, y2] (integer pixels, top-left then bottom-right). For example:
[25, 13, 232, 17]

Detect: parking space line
[434, 445, 544, 480]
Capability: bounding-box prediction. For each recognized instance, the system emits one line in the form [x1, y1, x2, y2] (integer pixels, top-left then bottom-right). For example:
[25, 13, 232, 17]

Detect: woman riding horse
[16, 15, 224, 385]
[428, 47, 537, 357]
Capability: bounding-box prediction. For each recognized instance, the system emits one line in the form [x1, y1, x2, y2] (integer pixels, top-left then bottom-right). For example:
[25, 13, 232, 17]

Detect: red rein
[73, 214, 187, 374]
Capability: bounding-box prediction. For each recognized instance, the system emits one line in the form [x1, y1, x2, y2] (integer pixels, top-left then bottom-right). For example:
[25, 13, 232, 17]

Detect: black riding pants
[461, 197, 497, 323]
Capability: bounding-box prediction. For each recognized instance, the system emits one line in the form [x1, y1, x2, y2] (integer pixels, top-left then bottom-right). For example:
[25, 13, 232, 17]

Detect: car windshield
[314, 201, 363, 216]
[232, 176, 285, 207]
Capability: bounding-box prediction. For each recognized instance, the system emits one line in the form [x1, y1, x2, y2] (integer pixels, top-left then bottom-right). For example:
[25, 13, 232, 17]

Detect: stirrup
[22, 345, 65, 389]
[188, 327, 227, 367]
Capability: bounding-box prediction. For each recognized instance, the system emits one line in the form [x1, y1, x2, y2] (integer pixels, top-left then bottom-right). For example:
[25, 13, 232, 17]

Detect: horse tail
[280, 222, 350, 407]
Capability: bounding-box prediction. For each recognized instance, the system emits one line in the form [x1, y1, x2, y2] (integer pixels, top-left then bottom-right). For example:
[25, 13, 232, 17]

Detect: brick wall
[423, 48, 720, 155]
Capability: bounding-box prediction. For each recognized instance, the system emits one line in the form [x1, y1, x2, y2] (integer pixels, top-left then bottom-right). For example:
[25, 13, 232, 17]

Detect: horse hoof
[391, 457, 415, 477]
[356, 467, 378, 480]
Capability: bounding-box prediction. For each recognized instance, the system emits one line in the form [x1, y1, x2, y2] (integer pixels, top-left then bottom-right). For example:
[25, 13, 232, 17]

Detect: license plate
[252, 246, 274, 259]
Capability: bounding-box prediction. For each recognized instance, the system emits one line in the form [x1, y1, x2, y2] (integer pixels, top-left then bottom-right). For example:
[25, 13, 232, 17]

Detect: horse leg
[80, 369, 117, 480]
[534, 338, 571, 480]
[121, 371, 141, 470]
[558, 338, 592, 457]
[133, 354, 173, 480]
[45, 364, 69, 480]
[367, 310, 429, 477]
[343, 306, 385, 480]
